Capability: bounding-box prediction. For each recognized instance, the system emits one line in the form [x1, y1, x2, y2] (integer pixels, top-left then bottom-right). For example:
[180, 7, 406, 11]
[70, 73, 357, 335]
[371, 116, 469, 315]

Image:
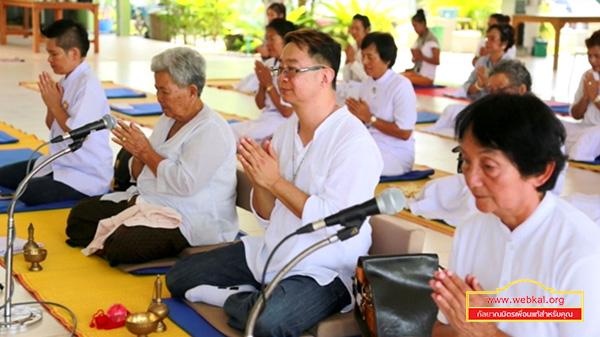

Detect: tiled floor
[0, 33, 599, 336]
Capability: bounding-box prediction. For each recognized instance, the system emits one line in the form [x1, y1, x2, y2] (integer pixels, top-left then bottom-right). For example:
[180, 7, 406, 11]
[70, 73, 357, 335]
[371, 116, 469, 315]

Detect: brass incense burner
[125, 312, 159, 337]
[23, 248, 47, 272]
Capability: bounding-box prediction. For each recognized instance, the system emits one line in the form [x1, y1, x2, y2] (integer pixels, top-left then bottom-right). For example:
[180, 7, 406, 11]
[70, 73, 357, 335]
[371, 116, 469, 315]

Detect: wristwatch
[366, 115, 377, 128]
[266, 85, 274, 92]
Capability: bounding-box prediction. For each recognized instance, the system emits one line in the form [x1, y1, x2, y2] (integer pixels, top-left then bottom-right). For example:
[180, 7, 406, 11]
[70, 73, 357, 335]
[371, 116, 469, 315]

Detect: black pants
[66, 196, 190, 266]
[0, 160, 87, 205]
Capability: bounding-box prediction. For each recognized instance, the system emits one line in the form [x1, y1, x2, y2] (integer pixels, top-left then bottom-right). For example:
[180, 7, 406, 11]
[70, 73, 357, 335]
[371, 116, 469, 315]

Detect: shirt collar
[373, 69, 394, 84]
[62, 60, 89, 88]
[506, 192, 555, 243]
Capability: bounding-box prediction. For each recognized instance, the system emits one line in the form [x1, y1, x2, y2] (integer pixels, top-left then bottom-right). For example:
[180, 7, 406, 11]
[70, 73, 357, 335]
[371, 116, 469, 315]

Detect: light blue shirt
[37, 60, 113, 196]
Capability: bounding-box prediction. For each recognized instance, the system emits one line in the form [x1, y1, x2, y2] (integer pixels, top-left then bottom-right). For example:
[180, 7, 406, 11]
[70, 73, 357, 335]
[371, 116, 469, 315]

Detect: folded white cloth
[562, 120, 600, 162]
[563, 193, 600, 226]
[81, 203, 182, 256]
[422, 103, 468, 138]
[407, 174, 478, 227]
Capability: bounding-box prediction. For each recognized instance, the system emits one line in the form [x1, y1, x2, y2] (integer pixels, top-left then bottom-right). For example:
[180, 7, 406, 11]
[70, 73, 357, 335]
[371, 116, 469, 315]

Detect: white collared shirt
[242, 106, 383, 302]
[135, 105, 238, 246]
[36, 61, 113, 196]
[570, 69, 600, 126]
[343, 43, 368, 83]
[359, 69, 417, 175]
[439, 193, 600, 337]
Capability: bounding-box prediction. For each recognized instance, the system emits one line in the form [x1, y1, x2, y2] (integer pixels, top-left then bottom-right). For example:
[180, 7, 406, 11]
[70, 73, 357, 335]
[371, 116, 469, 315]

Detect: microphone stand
[244, 219, 364, 337]
[1, 140, 83, 330]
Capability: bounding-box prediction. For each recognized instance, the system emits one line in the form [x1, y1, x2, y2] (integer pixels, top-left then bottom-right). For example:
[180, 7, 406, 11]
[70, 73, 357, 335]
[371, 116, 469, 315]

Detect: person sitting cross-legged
[166, 30, 383, 337]
[65, 47, 238, 266]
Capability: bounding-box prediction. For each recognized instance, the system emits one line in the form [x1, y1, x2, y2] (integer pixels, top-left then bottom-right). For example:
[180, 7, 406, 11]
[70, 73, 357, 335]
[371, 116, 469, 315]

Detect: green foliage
[298, 0, 404, 47]
[421, 0, 502, 31]
[161, 0, 240, 44]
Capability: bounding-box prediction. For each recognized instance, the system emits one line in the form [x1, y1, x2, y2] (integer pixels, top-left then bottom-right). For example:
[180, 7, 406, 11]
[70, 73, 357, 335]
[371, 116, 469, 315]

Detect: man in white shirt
[166, 30, 383, 336]
[0, 19, 112, 205]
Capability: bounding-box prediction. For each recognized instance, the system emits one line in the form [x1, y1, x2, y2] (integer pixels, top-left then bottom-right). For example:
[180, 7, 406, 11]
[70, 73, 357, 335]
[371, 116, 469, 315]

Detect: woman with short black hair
[431, 94, 600, 337]
[346, 32, 417, 176]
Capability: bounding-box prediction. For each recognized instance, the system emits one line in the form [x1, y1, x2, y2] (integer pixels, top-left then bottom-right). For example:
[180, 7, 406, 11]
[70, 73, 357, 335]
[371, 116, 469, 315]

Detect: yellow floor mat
[0, 121, 47, 153]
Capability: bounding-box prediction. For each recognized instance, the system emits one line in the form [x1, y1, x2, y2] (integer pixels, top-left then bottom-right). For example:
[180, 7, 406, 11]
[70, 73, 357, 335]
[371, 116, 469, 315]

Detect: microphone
[50, 114, 117, 143]
[296, 188, 406, 234]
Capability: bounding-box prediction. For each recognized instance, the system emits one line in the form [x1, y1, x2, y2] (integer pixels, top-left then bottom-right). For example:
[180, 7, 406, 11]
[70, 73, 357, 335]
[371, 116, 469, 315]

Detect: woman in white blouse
[65, 47, 238, 266]
[343, 14, 370, 83]
[564, 30, 600, 161]
[431, 94, 600, 337]
[346, 32, 417, 176]
[230, 19, 296, 143]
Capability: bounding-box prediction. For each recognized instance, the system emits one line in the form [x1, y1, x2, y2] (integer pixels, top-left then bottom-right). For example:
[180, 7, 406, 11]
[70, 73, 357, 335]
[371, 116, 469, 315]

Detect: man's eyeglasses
[270, 66, 326, 78]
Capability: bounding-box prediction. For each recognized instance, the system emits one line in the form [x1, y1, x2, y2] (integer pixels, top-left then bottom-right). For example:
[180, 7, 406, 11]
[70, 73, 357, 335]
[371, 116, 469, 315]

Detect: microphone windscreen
[375, 188, 406, 214]
[102, 114, 118, 130]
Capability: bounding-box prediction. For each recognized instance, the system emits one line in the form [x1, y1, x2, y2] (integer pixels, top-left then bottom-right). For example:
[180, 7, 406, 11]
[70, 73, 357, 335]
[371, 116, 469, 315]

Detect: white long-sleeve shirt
[36, 61, 113, 196]
[242, 106, 383, 304]
[439, 193, 600, 337]
[135, 105, 238, 246]
[359, 69, 417, 175]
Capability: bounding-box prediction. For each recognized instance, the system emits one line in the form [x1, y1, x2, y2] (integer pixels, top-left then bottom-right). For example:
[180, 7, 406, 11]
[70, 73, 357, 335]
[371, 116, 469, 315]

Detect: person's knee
[165, 262, 189, 298]
[65, 199, 95, 244]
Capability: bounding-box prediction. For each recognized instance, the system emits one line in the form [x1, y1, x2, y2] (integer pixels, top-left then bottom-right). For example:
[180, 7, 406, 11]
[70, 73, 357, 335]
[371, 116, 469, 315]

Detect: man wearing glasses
[166, 30, 383, 336]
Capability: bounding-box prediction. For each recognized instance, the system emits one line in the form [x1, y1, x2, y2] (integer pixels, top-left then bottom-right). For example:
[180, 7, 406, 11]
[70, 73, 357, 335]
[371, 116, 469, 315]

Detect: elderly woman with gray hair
[65, 47, 238, 266]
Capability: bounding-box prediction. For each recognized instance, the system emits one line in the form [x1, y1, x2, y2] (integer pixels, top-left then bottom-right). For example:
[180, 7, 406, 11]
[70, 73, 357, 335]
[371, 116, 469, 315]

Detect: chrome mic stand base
[0, 306, 42, 332]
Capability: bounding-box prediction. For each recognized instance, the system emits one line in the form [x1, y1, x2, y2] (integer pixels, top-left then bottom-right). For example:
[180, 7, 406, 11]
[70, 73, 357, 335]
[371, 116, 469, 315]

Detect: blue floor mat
[0, 131, 18, 145]
[105, 88, 147, 99]
[110, 102, 163, 116]
[0, 149, 42, 167]
[380, 169, 435, 182]
[417, 111, 440, 124]
[413, 84, 446, 89]
[551, 105, 570, 115]
[163, 298, 227, 337]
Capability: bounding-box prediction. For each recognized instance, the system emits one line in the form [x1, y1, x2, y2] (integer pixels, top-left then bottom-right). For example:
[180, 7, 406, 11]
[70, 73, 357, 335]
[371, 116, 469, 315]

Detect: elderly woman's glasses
[270, 66, 326, 77]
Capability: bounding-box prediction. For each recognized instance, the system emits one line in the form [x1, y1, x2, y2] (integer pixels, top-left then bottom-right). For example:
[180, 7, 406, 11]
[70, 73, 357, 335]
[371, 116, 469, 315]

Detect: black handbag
[354, 254, 439, 337]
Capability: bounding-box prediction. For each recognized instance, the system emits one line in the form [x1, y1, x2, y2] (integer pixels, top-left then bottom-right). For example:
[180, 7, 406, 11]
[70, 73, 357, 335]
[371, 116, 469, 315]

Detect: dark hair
[284, 29, 341, 90]
[488, 24, 515, 52]
[361, 32, 397, 68]
[585, 29, 600, 48]
[267, 2, 286, 18]
[489, 13, 510, 25]
[489, 59, 532, 92]
[352, 14, 371, 30]
[41, 19, 90, 57]
[266, 19, 296, 39]
[412, 9, 427, 25]
[455, 94, 566, 193]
